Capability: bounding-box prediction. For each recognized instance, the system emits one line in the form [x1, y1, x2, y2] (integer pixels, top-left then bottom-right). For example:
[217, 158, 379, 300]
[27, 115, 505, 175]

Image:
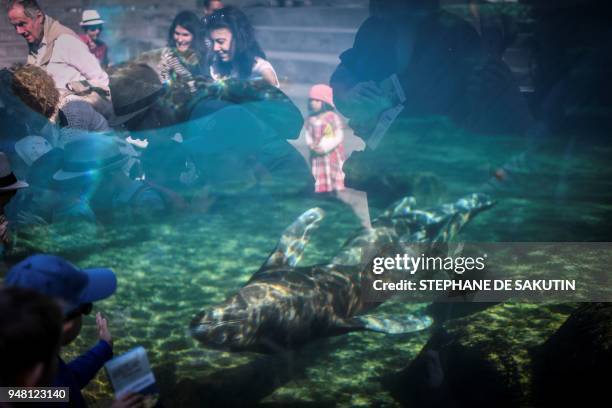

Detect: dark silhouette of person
[329, 0, 533, 204]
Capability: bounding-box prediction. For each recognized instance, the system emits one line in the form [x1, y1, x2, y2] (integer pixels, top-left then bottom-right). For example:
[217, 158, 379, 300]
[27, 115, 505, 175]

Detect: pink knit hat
[309, 84, 335, 108]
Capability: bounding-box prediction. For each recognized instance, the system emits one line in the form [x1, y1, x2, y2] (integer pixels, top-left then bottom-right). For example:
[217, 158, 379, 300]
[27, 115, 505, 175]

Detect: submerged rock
[345, 170, 447, 209]
[382, 303, 572, 407]
[532, 302, 612, 407]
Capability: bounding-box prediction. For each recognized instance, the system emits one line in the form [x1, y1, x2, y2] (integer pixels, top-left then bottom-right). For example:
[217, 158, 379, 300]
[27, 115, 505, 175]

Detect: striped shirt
[159, 48, 200, 91]
[0, 214, 10, 255]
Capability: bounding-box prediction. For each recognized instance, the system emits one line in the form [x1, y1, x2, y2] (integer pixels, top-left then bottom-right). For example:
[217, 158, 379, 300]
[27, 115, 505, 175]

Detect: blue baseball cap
[5, 254, 117, 315]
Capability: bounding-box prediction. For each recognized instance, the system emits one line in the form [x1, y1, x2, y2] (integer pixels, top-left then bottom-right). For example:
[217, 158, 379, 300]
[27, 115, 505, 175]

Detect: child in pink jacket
[305, 84, 346, 193]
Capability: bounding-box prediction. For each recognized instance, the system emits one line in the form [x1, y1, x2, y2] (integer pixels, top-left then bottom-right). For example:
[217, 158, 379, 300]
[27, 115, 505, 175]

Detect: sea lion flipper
[349, 314, 433, 334]
[263, 207, 325, 269]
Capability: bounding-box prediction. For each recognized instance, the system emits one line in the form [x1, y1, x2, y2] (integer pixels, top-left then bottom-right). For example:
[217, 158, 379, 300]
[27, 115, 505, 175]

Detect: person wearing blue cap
[3, 254, 139, 407]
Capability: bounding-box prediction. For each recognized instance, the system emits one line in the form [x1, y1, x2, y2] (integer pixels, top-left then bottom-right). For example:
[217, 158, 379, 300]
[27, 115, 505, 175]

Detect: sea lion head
[189, 299, 257, 351]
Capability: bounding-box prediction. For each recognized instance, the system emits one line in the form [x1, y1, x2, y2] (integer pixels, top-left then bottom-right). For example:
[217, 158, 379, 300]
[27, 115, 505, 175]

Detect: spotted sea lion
[190, 193, 494, 353]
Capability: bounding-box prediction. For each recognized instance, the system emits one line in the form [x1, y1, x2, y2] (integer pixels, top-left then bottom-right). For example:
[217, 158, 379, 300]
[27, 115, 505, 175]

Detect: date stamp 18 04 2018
[0, 387, 69, 402]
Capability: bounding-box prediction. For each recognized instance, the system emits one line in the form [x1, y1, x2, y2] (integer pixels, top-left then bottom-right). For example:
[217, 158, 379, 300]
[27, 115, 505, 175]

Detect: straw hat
[108, 64, 165, 126]
[0, 152, 29, 192]
[80, 10, 105, 26]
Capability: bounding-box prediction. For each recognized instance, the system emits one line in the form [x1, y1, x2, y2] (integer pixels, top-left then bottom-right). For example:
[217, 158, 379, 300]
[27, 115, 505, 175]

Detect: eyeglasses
[65, 302, 93, 321]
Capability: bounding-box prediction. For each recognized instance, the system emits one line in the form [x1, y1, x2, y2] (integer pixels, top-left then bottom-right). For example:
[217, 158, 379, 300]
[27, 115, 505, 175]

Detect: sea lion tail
[428, 193, 495, 244]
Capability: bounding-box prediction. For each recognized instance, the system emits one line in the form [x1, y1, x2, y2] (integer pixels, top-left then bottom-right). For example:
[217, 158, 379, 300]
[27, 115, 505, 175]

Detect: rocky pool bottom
[5, 188, 608, 407]
[3, 129, 611, 406]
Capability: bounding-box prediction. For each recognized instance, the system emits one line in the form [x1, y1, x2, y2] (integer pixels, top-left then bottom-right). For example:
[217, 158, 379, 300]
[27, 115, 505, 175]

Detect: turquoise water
[7, 126, 612, 407]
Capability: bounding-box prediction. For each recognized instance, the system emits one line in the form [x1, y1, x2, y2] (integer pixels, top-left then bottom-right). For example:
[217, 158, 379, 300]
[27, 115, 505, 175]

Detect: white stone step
[255, 25, 355, 54]
[244, 6, 368, 29]
[0, 44, 27, 60]
[266, 50, 340, 84]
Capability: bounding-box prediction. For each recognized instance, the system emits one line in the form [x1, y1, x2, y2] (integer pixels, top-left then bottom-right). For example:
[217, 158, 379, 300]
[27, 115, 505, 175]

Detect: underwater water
[10, 126, 611, 407]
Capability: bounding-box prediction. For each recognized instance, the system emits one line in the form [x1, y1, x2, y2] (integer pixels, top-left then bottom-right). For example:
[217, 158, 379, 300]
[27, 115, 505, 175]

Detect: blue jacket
[52, 340, 113, 407]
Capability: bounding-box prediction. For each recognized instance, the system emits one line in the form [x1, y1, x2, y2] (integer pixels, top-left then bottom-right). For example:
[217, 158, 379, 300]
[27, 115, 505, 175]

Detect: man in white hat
[79, 9, 110, 68]
[6, 0, 110, 114]
[0, 152, 28, 255]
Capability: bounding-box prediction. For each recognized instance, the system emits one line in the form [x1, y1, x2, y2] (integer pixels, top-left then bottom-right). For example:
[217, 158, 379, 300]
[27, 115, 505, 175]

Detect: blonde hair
[10, 64, 59, 119]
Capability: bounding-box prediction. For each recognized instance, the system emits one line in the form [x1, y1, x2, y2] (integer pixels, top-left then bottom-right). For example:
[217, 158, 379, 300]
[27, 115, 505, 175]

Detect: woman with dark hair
[204, 6, 279, 87]
[159, 10, 202, 91]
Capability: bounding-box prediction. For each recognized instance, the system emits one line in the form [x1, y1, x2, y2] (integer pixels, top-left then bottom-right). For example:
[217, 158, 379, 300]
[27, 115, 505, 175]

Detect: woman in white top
[203, 6, 279, 87]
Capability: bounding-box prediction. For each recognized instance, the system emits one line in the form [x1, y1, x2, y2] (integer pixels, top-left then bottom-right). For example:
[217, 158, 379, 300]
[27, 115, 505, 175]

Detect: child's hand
[96, 312, 113, 348]
[310, 145, 325, 155]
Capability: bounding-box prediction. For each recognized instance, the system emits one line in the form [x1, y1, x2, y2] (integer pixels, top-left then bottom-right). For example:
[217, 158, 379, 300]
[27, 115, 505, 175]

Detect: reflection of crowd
[1, 0, 311, 239]
[1, 0, 538, 406]
[0, 0, 536, 237]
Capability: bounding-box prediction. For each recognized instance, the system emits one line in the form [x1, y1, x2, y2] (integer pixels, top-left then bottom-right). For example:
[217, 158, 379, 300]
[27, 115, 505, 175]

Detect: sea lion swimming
[190, 193, 494, 353]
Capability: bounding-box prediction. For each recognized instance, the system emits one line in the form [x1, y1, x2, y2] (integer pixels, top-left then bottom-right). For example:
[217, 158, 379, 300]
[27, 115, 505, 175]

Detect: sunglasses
[65, 302, 93, 321]
[201, 12, 226, 26]
[86, 25, 103, 32]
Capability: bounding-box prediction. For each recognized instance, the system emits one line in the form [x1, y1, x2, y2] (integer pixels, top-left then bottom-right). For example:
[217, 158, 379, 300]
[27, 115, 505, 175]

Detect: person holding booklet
[328, 0, 531, 208]
[331, 0, 533, 138]
[330, 0, 484, 140]
[5, 254, 145, 408]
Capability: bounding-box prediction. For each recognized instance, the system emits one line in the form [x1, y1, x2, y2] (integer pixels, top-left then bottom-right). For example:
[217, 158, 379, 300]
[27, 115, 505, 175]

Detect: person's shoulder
[354, 16, 395, 44]
[252, 58, 279, 86]
[434, 10, 479, 38]
[340, 16, 396, 66]
[356, 16, 386, 33]
[161, 47, 182, 63]
[57, 33, 84, 43]
[56, 33, 90, 50]
[59, 97, 98, 118]
[253, 57, 274, 71]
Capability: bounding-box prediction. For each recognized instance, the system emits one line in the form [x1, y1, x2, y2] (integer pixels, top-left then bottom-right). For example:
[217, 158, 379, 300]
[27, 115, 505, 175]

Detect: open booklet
[365, 74, 406, 150]
[105, 346, 158, 399]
